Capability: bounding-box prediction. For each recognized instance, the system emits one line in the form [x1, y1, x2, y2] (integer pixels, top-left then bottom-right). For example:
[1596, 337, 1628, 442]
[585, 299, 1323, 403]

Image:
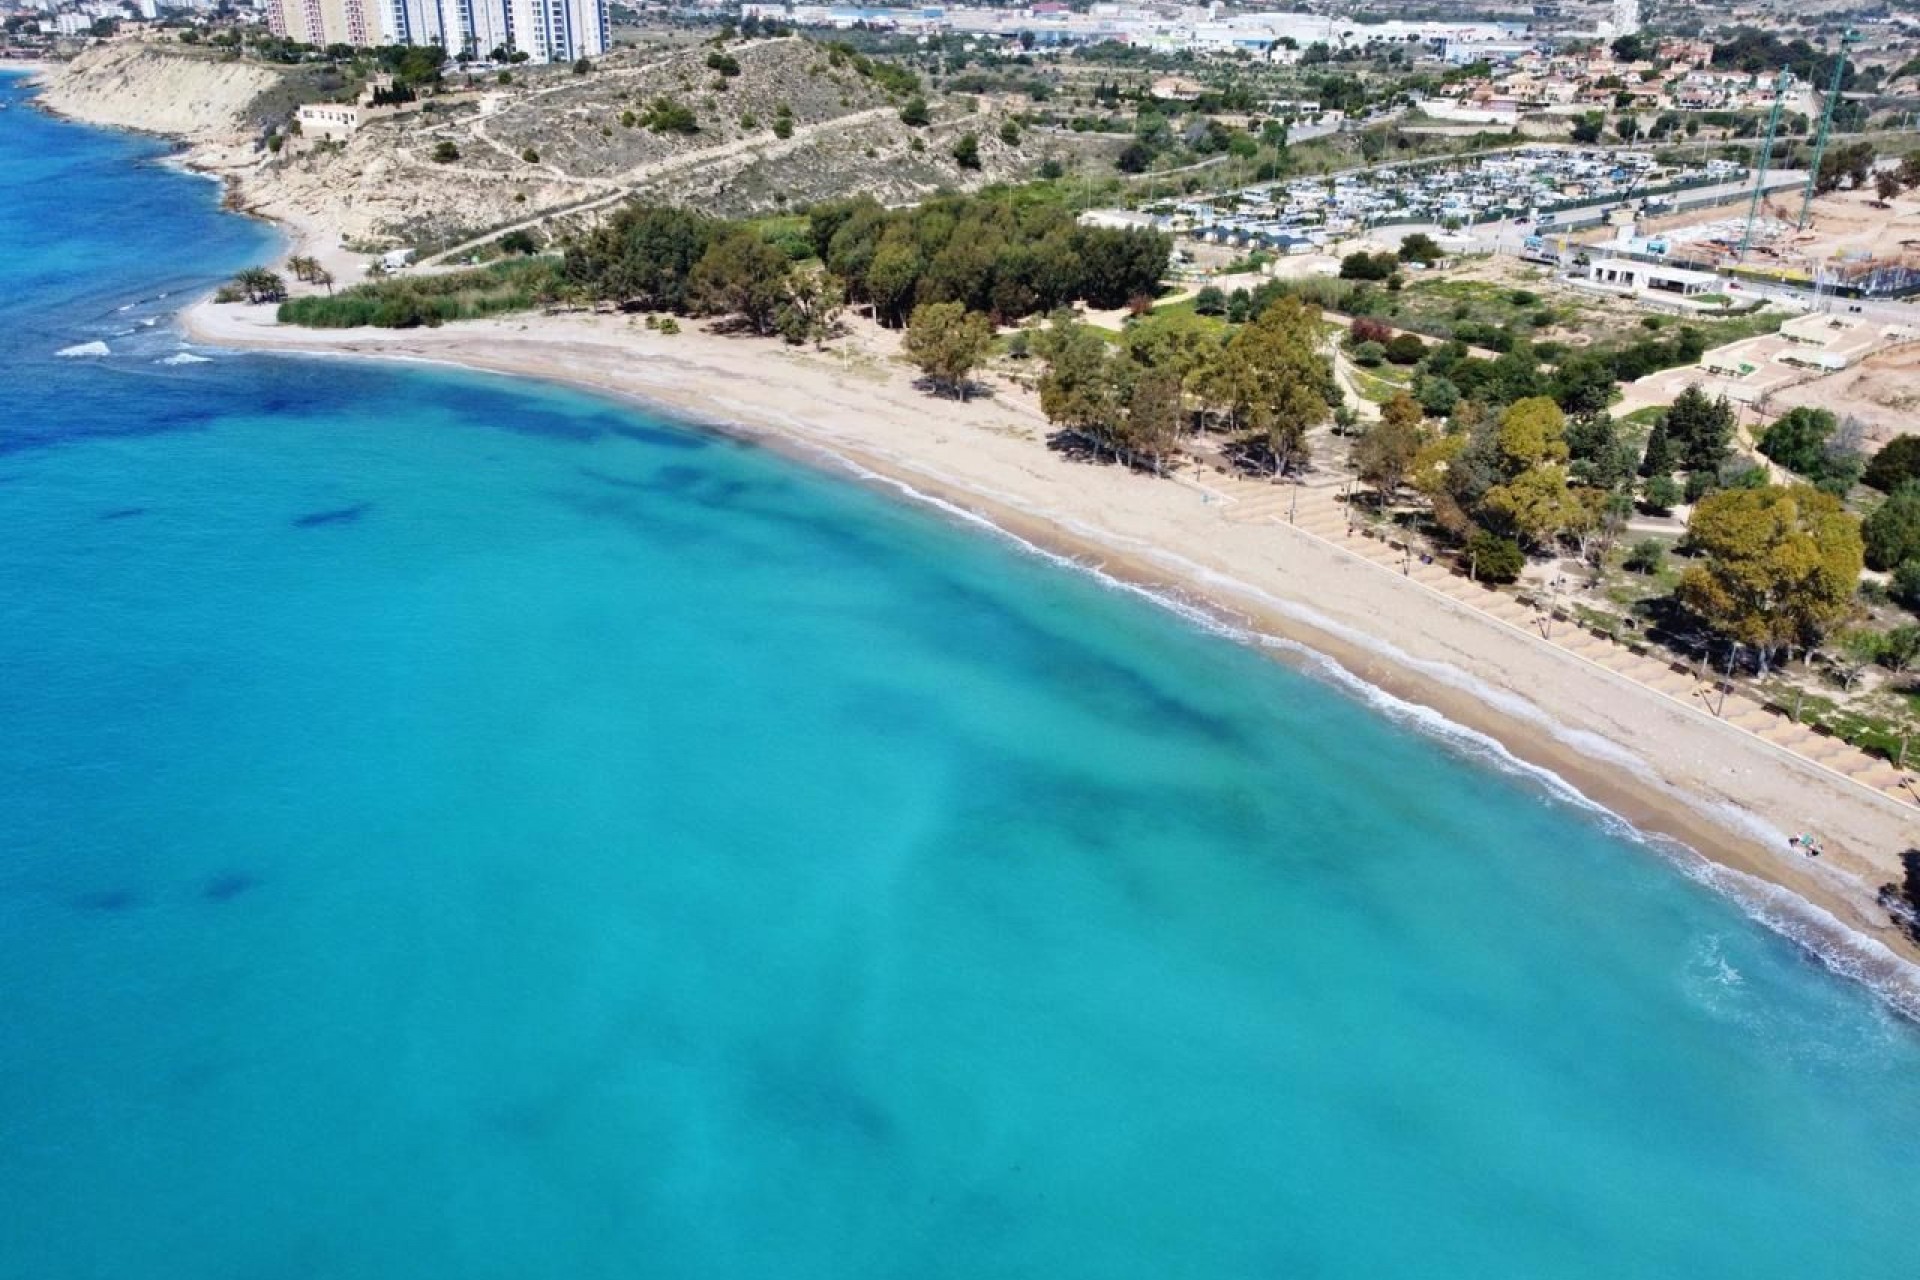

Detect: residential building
[268, 0, 382, 47]
[267, 0, 607, 63]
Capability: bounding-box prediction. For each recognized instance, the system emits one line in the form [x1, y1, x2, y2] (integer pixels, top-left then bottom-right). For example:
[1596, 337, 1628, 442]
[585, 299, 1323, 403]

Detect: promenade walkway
[1191, 464, 1920, 812]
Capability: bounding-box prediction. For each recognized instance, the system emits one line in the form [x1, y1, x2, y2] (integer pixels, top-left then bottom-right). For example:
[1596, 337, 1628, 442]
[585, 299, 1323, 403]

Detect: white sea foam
[55, 340, 109, 358]
[159, 351, 211, 365]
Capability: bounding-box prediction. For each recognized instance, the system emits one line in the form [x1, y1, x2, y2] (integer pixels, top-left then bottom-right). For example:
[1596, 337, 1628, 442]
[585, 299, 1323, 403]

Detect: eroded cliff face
[38, 42, 281, 142]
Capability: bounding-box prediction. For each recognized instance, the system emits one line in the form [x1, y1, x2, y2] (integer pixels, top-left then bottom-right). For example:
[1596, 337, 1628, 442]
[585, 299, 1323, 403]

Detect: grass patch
[277, 258, 564, 328]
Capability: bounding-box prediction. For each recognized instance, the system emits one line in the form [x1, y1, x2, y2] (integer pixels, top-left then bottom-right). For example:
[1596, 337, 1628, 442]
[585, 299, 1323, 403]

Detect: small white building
[1584, 257, 1719, 298]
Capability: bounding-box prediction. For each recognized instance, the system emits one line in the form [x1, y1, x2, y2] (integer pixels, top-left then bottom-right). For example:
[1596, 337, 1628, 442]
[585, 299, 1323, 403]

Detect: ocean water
[3, 70, 1919, 1279]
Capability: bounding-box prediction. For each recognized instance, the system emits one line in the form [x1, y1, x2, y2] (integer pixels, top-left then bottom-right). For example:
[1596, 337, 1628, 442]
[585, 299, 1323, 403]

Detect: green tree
[951, 132, 982, 170]
[1354, 393, 1423, 506]
[1493, 396, 1569, 478]
[999, 119, 1022, 146]
[1481, 463, 1584, 549]
[1676, 485, 1865, 668]
[900, 96, 931, 127]
[562, 204, 716, 312]
[865, 229, 923, 329]
[687, 229, 792, 335]
[1122, 367, 1185, 474]
[1639, 414, 1676, 477]
[1396, 232, 1442, 265]
[774, 271, 845, 348]
[1864, 435, 1920, 493]
[1862, 482, 1920, 572]
[1661, 383, 1736, 473]
[1642, 472, 1682, 514]
[1465, 530, 1525, 583]
[1550, 350, 1617, 419]
[1036, 314, 1127, 441]
[1758, 405, 1838, 477]
[903, 301, 994, 400]
[1414, 374, 1459, 419]
[231, 268, 287, 303]
[1193, 297, 1331, 475]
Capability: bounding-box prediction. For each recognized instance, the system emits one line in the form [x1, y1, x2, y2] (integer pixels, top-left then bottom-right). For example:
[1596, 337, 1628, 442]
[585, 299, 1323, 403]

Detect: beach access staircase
[1187, 466, 1919, 812]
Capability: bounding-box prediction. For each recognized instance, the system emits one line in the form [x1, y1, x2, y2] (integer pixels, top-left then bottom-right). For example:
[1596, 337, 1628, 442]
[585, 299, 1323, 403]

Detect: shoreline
[178, 296, 1920, 1004]
[32, 56, 1917, 1001]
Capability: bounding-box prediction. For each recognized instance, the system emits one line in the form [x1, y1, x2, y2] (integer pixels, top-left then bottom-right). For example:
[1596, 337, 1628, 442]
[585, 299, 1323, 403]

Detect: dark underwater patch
[607, 420, 709, 450]
[292, 502, 370, 528]
[100, 506, 147, 520]
[202, 871, 258, 903]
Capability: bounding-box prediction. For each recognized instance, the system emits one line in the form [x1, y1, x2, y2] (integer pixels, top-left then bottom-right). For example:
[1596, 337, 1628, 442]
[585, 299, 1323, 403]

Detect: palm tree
[232, 267, 288, 304]
[311, 266, 334, 296]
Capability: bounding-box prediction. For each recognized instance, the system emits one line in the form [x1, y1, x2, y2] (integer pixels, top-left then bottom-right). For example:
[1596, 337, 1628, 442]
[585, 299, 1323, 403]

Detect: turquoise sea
[2, 71, 1918, 1278]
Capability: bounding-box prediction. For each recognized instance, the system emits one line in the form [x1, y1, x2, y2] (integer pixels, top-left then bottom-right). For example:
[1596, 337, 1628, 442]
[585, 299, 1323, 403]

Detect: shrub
[521, 147, 539, 163]
[1348, 316, 1393, 346]
[642, 97, 699, 135]
[1865, 435, 1920, 493]
[1352, 340, 1386, 367]
[1339, 250, 1398, 281]
[573, 57, 593, 75]
[772, 114, 793, 139]
[498, 229, 537, 255]
[1466, 531, 1526, 583]
[952, 132, 981, 170]
[1893, 560, 1920, 611]
[431, 140, 460, 163]
[705, 51, 740, 76]
[1863, 482, 1920, 572]
[1384, 333, 1426, 365]
[1039, 157, 1064, 179]
[1624, 539, 1666, 574]
[1643, 473, 1682, 513]
[1194, 285, 1227, 316]
[900, 96, 930, 127]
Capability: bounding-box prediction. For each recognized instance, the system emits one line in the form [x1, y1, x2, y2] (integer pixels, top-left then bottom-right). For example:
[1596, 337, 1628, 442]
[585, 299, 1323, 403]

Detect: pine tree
[1639, 416, 1675, 478]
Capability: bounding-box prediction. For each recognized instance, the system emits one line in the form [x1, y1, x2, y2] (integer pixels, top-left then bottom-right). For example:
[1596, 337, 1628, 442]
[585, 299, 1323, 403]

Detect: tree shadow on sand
[1878, 850, 1920, 945]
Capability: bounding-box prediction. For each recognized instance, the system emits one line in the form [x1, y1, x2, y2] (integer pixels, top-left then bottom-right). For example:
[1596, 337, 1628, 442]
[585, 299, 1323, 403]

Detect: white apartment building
[269, 0, 607, 63]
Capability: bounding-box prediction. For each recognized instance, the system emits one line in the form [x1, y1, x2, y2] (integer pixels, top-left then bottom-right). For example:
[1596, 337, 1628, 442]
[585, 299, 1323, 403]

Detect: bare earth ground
[181, 294, 1920, 998]
[1765, 342, 1920, 447]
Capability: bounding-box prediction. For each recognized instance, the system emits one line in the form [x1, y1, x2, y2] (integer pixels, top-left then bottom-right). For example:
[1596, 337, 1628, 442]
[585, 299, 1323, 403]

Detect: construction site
[1612, 183, 1920, 297]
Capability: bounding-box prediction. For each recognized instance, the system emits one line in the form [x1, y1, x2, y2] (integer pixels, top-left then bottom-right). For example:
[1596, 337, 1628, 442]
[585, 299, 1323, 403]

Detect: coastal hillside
[260, 36, 1076, 254]
[41, 35, 1097, 261]
[38, 43, 284, 141]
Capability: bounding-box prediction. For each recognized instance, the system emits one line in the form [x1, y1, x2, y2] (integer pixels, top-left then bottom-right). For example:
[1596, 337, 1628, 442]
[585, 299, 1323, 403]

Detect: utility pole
[1738, 70, 1792, 261]
[1798, 29, 1861, 231]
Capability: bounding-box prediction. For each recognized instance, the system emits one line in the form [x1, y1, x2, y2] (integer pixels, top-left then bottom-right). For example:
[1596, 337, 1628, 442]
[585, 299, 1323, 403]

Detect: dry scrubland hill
[254, 37, 1087, 252]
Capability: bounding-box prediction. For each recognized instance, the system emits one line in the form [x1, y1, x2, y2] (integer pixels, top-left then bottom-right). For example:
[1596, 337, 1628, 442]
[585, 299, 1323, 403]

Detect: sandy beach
[179, 292, 1920, 997]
